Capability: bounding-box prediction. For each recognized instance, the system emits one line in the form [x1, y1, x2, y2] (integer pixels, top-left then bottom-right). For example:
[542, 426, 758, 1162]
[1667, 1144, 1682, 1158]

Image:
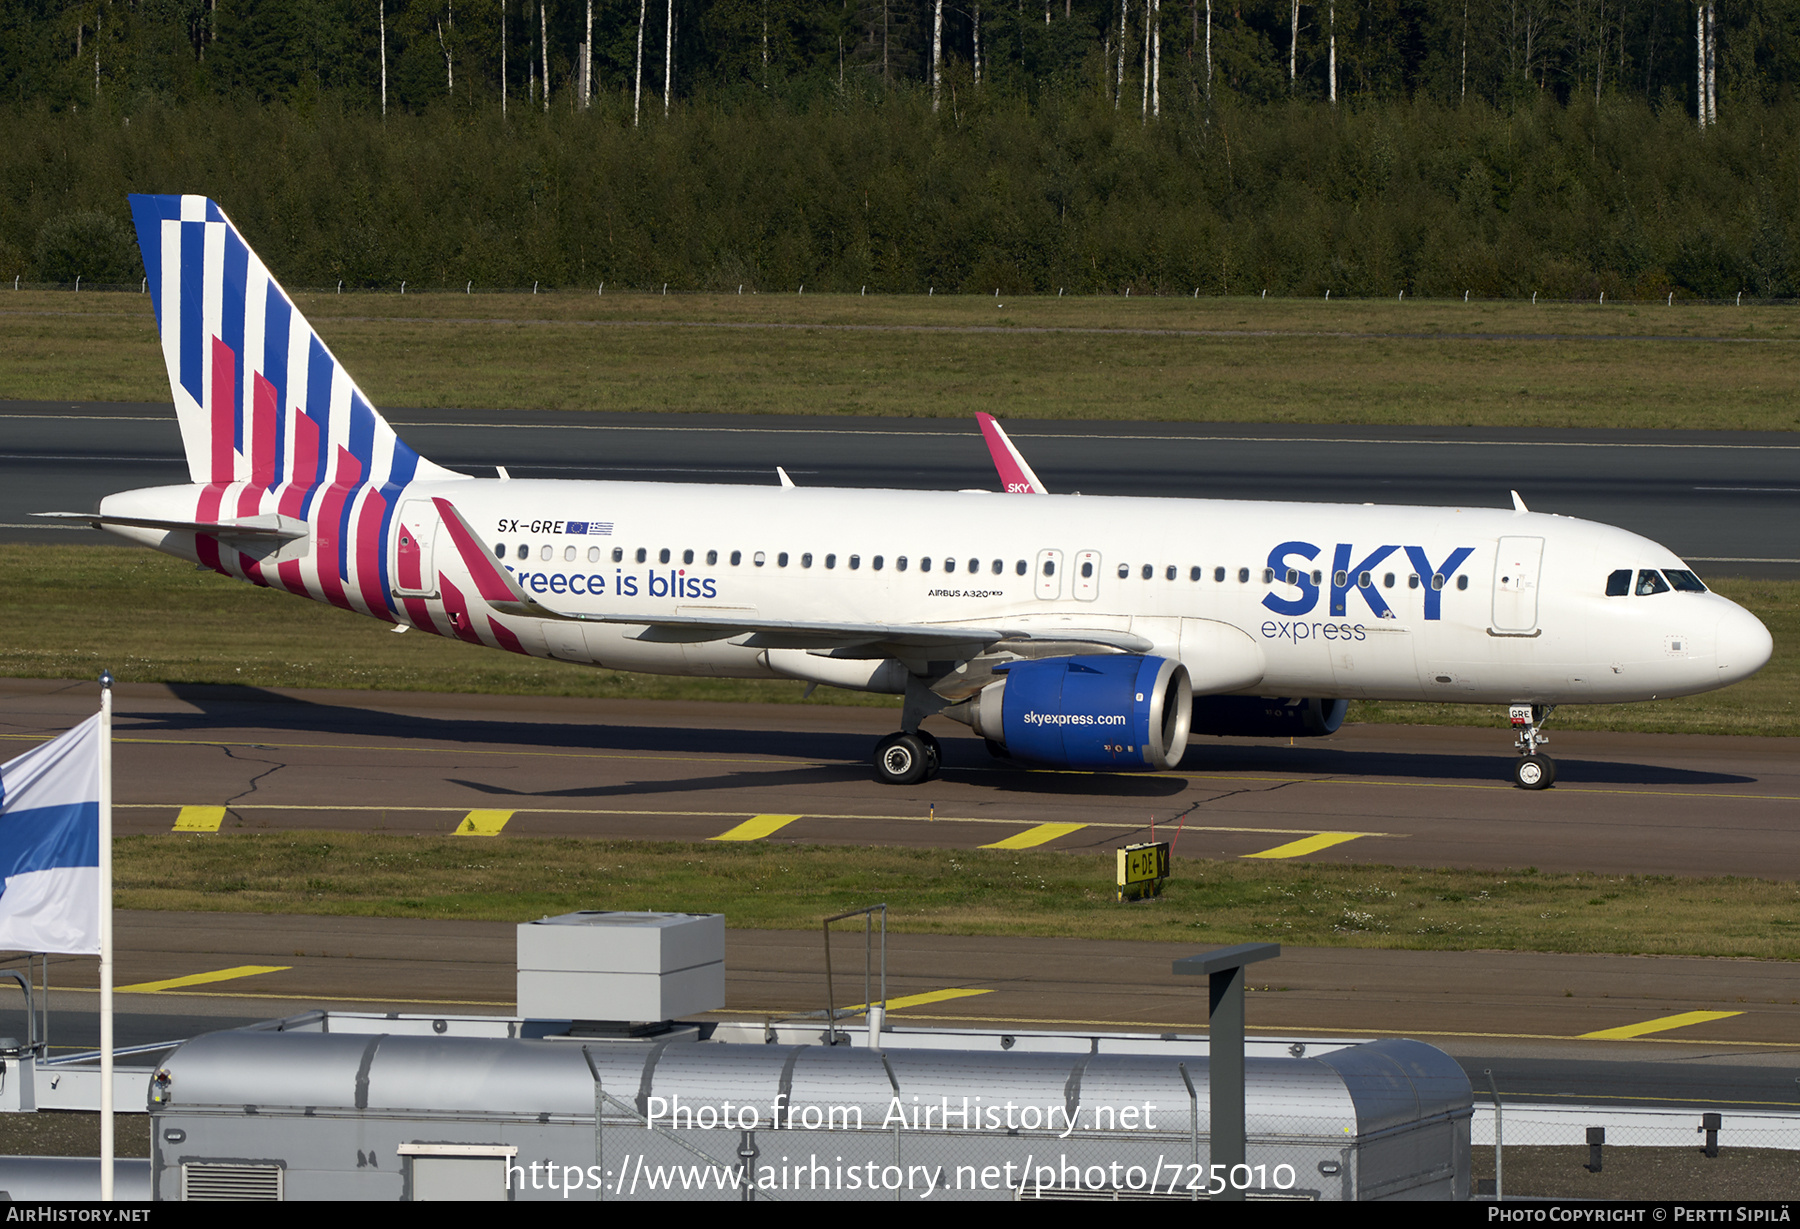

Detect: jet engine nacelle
[1189, 696, 1349, 738]
[948, 655, 1193, 771]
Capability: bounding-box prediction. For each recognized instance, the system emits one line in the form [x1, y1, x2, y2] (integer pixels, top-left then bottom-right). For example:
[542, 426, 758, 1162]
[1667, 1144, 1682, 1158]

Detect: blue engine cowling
[956, 655, 1194, 771]
[1189, 696, 1348, 738]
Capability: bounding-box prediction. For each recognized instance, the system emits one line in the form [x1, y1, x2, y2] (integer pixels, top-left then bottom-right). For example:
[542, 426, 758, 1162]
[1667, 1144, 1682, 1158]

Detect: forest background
[4, 0, 1800, 298]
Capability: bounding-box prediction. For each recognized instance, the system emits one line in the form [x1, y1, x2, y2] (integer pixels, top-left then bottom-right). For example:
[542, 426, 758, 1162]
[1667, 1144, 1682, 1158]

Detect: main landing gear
[874, 730, 940, 786]
[1510, 704, 1556, 790]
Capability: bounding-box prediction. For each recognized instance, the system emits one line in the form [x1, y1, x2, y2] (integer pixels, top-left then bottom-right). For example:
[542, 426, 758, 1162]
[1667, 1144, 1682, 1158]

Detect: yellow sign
[1116, 841, 1171, 902]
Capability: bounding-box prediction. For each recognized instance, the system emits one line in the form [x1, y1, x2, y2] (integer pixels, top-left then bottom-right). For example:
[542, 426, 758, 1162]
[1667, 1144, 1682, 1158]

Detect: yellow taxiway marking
[1243, 832, 1366, 860]
[117, 803, 1396, 840]
[845, 989, 994, 1014]
[117, 965, 291, 994]
[171, 806, 226, 833]
[982, 823, 1087, 850]
[453, 809, 514, 836]
[710, 814, 803, 842]
[1578, 1010, 1744, 1041]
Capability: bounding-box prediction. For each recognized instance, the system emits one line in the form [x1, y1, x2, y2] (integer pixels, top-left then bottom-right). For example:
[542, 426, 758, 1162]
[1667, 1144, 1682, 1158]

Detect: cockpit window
[1636, 569, 1671, 596]
[1664, 569, 1708, 593]
[1606, 569, 1632, 597]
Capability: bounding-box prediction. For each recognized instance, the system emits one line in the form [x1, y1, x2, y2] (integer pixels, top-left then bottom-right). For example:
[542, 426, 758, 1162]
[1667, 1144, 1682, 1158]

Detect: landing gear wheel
[874, 732, 932, 786]
[917, 730, 942, 775]
[1514, 754, 1556, 790]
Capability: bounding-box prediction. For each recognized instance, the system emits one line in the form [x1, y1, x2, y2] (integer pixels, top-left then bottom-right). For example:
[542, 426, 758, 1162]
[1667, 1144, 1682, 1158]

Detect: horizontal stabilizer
[32, 510, 308, 540]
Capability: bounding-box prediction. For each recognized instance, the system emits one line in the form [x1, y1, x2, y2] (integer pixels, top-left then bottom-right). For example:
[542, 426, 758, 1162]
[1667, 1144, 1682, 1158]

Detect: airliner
[44, 195, 1775, 791]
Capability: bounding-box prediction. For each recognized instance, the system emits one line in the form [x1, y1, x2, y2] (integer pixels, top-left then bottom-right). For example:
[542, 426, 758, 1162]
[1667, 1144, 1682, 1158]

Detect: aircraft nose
[1715, 601, 1774, 684]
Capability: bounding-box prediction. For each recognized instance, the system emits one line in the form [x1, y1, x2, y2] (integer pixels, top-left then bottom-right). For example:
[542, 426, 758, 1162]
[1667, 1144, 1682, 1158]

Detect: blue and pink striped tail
[126, 194, 462, 616]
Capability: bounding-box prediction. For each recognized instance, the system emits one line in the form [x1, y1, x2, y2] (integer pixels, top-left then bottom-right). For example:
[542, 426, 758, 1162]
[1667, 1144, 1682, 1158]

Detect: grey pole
[1173, 942, 1280, 1201]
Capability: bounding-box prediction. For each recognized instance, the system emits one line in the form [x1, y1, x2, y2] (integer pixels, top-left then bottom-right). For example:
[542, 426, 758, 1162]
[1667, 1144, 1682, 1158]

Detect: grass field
[5, 289, 1799, 429]
[113, 833, 1800, 960]
[1, 544, 1793, 735]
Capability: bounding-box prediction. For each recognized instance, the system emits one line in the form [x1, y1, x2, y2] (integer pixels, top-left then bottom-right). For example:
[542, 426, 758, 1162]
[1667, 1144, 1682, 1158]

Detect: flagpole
[98, 670, 113, 1202]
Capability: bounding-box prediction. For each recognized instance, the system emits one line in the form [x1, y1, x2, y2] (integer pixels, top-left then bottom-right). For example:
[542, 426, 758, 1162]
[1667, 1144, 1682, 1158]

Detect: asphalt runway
[3, 679, 1794, 879]
[4, 402, 1797, 578]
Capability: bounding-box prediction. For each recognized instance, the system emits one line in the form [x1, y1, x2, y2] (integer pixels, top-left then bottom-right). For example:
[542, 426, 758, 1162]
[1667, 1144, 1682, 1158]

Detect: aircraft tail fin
[126, 194, 459, 491]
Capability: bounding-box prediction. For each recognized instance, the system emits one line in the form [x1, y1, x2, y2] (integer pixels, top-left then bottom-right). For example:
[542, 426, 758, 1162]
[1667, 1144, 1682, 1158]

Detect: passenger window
[1408, 573, 1419, 589]
[801, 553, 813, 568]
[1117, 563, 1129, 579]
[1043, 560, 1056, 576]
[612, 547, 624, 563]
[1431, 574, 1445, 590]
[968, 559, 979, 573]
[540, 545, 552, 561]
[753, 551, 766, 567]
[942, 559, 954, 573]
[873, 556, 885, 571]
[1285, 569, 1298, 585]
[1312, 570, 1322, 585]
[706, 549, 718, 565]
[1015, 560, 1027, 576]
[1166, 565, 1176, 581]
[635, 548, 647, 564]
[588, 546, 601, 563]
[992, 560, 1003, 575]
[777, 552, 789, 567]
[1457, 575, 1469, 590]
[1262, 568, 1274, 584]
[683, 549, 694, 565]
[1215, 567, 1226, 583]
[1083, 562, 1095, 579]
[730, 550, 742, 566]
[1238, 567, 1249, 583]
[1637, 569, 1670, 596]
[1333, 570, 1347, 586]
[920, 557, 931, 573]
[1190, 566, 1201, 581]
[565, 546, 576, 562]
[1141, 564, 1153, 580]
[897, 556, 909, 571]
[516, 544, 529, 560]
[849, 555, 861, 570]
[1383, 572, 1394, 588]
[825, 554, 836, 569]
[1358, 571, 1372, 588]
[659, 548, 670, 564]
[1665, 569, 1707, 592]
[492, 543, 505, 559]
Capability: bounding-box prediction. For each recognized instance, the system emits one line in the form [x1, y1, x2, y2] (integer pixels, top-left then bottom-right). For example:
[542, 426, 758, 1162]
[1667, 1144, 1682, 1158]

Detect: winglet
[976, 413, 1048, 494]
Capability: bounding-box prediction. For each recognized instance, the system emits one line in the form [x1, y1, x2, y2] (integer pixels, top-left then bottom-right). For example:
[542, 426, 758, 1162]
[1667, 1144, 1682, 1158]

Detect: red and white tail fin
[976, 413, 1049, 494]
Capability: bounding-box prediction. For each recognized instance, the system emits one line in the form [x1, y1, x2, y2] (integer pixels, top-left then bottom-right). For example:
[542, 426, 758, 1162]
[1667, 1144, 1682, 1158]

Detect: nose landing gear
[1510, 704, 1556, 789]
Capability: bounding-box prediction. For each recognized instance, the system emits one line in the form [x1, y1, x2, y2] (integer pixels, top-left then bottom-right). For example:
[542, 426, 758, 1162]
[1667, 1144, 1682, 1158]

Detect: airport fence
[1474, 1101, 1800, 1201]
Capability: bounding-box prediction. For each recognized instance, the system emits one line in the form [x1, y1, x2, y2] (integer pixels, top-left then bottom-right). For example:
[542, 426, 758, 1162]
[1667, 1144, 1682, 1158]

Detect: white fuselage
[307, 477, 1768, 707]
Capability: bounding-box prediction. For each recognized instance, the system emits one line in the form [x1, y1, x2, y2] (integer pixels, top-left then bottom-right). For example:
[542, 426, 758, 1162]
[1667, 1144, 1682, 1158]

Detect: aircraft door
[1491, 536, 1545, 633]
[1035, 550, 1063, 600]
[1073, 551, 1101, 601]
[393, 498, 440, 598]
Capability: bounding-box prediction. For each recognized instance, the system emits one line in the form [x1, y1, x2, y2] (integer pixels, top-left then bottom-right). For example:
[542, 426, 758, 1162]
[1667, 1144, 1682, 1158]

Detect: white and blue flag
[0, 716, 102, 954]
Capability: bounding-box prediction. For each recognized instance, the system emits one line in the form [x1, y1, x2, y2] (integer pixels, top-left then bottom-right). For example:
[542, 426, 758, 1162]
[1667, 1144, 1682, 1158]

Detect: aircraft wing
[976, 413, 1049, 494]
[432, 496, 1147, 656]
